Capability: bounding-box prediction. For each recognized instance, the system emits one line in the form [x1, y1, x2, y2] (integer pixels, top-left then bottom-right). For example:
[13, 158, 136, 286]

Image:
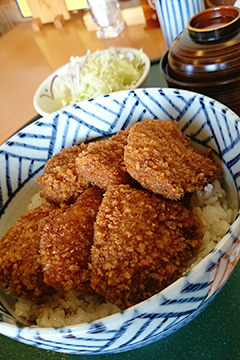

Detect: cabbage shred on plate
[51, 48, 145, 108]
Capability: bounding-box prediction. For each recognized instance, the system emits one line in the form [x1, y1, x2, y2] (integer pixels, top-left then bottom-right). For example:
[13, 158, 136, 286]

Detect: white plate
[33, 47, 151, 116]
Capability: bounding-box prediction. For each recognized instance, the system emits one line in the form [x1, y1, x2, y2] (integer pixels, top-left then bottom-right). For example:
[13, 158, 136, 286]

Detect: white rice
[14, 180, 237, 327]
[28, 191, 49, 210]
[190, 180, 237, 261]
[15, 290, 119, 327]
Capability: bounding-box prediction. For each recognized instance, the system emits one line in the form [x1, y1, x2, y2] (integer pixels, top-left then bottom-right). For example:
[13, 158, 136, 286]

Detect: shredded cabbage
[51, 48, 145, 108]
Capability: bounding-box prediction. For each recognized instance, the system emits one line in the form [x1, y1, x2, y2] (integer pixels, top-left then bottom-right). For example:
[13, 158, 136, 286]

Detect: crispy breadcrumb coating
[91, 185, 203, 310]
[124, 119, 221, 200]
[40, 187, 103, 291]
[0, 119, 222, 308]
[0, 205, 56, 299]
[36, 144, 90, 205]
[76, 130, 132, 190]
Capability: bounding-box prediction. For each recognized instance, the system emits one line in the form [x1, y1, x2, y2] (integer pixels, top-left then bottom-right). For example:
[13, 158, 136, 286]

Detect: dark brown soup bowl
[160, 6, 240, 115]
[205, 0, 236, 7]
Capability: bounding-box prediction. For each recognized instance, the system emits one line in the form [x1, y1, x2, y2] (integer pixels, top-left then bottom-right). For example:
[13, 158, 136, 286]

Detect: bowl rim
[33, 47, 151, 117]
[187, 5, 240, 40]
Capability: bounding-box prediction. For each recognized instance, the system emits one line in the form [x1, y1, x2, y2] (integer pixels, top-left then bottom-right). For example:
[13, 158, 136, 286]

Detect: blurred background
[0, 0, 161, 37]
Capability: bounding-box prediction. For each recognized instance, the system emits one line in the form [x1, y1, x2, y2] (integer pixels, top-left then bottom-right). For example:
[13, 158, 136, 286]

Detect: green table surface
[0, 60, 240, 360]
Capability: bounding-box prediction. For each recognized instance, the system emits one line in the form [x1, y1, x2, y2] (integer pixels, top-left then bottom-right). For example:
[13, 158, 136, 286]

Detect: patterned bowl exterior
[0, 88, 240, 355]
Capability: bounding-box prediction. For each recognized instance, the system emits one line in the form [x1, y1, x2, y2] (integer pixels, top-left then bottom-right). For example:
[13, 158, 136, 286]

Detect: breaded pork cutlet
[36, 144, 90, 205]
[40, 187, 103, 292]
[91, 184, 202, 310]
[76, 130, 132, 190]
[0, 205, 56, 299]
[124, 119, 221, 200]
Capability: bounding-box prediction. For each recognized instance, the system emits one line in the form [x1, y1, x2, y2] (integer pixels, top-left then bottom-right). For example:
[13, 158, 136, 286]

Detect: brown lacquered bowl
[160, 6, 240, 115]
[205, 0, 235, 7]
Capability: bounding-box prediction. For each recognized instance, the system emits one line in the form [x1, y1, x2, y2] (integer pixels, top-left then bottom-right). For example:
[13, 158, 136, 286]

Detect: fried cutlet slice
[40, 187, 103, 292]
[0, 205, 56, 299]
[36, 144, 90, 205]
[90, 185, 203, 310]
[75, 130, 132, 190]
[124, 119, 221, 200]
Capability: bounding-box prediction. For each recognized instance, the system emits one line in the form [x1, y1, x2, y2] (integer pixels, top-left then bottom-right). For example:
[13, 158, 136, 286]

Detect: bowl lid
[168, 6, 240, 83]
[188, 6, 240, 41]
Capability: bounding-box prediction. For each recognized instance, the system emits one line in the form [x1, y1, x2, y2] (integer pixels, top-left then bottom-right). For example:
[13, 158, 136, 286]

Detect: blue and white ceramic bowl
[0, 88, 240, 355]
